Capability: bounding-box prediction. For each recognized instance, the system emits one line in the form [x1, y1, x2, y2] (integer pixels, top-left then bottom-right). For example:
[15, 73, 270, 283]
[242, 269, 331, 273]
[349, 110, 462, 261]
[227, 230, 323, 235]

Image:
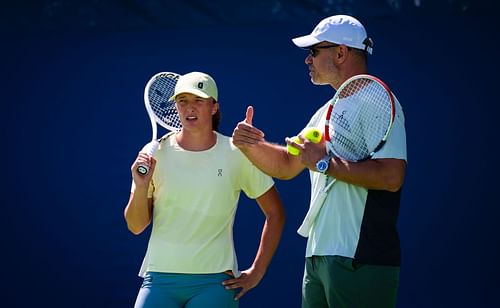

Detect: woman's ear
[212, 101, 219, 115]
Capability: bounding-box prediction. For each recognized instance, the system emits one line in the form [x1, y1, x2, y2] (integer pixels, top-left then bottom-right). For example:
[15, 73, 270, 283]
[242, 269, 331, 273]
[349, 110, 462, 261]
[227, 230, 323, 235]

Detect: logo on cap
[198, 82, 204, 89]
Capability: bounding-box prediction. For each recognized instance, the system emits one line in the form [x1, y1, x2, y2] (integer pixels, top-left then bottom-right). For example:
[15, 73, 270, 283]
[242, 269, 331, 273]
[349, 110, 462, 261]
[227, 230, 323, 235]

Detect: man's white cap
[292, 15, 373, 54]
[171, 71, 218, 101]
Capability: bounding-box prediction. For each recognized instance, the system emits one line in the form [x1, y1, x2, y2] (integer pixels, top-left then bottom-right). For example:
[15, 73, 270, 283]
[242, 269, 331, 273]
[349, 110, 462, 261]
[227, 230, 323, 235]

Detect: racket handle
[137, 140, 160, 175]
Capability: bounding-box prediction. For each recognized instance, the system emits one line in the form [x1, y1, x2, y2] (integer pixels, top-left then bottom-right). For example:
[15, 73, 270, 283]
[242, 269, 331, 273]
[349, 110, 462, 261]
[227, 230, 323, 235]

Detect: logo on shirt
[218, 169, 223, 176]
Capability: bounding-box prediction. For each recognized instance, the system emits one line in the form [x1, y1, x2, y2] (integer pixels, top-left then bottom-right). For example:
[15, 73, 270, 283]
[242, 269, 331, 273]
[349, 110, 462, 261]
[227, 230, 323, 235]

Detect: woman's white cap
[171, 72, 218, 101]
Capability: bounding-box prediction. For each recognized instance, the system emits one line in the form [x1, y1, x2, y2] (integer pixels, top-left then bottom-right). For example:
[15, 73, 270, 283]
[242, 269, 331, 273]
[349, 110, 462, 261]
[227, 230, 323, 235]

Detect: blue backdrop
[2, 11, 499, 308]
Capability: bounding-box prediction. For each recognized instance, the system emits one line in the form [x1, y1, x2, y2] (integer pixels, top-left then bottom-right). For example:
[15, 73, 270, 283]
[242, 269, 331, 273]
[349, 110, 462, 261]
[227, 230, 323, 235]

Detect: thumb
[245, 106, 254, 125]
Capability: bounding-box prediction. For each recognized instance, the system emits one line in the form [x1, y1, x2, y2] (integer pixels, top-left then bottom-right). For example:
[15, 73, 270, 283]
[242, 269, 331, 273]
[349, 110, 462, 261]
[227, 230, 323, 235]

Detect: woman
[125, 71, 285, 307]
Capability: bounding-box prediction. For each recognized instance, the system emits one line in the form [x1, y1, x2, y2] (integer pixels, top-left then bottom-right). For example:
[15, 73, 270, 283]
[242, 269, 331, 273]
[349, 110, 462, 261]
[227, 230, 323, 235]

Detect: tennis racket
[297, 74, 396, 237]
[137, 72, 182, 175]
[324, 74, 395, 161]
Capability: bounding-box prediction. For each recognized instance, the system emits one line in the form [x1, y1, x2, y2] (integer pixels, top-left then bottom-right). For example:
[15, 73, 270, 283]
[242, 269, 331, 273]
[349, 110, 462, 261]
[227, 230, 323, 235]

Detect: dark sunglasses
[307, 44, 340, 57]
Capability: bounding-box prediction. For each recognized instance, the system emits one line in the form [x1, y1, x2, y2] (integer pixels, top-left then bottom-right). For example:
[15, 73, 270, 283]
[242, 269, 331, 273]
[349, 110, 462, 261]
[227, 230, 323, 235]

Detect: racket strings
[329, 79, 393, 161]
[148, 77, 182, 131]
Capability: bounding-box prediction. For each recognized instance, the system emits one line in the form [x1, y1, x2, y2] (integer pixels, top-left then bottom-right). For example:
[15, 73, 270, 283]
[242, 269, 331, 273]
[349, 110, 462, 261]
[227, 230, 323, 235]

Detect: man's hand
[232, 106, 265, 148]
[285, 134, 326, 171]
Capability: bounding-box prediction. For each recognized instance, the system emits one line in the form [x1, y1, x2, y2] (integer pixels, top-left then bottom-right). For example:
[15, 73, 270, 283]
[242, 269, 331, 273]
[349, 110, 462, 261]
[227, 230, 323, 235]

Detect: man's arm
[328, 157, 406, 192]
[232, 106, 305, 180]
[297, 140, 406, 191]
[291, 131, 406, 192]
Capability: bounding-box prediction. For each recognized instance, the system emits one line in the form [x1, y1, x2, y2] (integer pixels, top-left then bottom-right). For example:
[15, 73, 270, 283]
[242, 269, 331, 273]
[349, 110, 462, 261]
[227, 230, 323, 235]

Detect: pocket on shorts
[332, 255, 358, 271]
[351, 259, 365, 271]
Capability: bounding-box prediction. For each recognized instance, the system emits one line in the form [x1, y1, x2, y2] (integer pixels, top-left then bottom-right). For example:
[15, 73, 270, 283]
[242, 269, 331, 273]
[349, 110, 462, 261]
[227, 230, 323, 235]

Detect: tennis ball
[303, 127, 322, 143]
[287, 136, 302, 156]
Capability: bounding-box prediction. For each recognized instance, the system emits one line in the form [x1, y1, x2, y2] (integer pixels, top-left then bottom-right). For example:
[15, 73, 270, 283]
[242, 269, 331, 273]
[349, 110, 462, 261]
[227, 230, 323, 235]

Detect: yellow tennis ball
[287, 136, 302, 156]
[303, 127, 322, 143]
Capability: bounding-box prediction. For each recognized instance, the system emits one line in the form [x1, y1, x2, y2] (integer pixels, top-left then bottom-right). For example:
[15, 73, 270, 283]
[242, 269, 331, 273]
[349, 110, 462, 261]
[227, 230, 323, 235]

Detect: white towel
[297, 179, 337, 237]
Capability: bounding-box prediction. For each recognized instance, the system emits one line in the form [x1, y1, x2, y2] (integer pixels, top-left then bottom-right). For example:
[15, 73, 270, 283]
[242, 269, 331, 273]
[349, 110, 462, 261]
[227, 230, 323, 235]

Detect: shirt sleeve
[303, 101, 331, 134]
[372, 95, 407, 161]
[239, 152, 274, 199]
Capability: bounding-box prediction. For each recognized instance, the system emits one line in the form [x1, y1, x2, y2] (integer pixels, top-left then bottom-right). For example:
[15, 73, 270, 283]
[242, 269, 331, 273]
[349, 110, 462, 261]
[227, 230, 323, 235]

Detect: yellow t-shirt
[137, 132, 274, 277]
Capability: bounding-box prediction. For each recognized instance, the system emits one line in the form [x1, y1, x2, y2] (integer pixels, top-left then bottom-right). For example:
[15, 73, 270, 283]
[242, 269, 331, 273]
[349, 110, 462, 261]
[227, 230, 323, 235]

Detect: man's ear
[336, 45, 349, 63]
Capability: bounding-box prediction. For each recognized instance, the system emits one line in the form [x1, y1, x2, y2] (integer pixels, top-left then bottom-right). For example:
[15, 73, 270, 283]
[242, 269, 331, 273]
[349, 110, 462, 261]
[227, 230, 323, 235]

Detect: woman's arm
[124, 152, 156, 234]
[222, 186, 285, 300]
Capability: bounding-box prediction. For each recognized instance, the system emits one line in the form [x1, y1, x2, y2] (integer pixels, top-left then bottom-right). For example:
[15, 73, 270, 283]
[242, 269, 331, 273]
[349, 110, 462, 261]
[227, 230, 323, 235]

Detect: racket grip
[137, 140, 160, 175]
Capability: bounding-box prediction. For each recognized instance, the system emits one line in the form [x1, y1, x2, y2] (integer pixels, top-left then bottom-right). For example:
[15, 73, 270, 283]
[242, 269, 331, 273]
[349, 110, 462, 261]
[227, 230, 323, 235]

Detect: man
[231, 15, 407, 308]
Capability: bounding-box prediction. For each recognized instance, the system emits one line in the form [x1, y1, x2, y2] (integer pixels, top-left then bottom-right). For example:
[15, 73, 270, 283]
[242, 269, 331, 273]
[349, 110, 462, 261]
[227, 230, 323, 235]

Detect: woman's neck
[176, 129, 217, 151]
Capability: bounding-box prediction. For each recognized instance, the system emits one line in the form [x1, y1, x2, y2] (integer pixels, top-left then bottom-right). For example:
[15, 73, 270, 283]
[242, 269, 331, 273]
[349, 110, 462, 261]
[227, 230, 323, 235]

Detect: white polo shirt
[303, 95, 407, 265]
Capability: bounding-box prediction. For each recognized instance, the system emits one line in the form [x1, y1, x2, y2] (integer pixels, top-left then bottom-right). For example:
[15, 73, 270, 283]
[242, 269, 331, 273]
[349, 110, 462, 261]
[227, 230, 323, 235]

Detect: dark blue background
[2, 6, 499, 308]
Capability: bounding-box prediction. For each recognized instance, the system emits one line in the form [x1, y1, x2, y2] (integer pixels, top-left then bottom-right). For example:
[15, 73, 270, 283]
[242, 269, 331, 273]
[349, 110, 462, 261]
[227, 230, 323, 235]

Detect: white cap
[171, 71, 218, 101]
[292, 15, 373, 54]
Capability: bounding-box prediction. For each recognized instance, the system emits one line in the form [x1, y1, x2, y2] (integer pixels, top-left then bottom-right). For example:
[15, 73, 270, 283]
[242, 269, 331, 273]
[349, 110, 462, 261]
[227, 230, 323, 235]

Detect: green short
[302, 256, 400, 308]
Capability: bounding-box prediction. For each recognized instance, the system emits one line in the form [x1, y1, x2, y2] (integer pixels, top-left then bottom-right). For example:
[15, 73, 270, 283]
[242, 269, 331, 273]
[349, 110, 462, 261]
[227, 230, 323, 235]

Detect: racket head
[324, 74, 396, 162]
[144, 72, 182, 132]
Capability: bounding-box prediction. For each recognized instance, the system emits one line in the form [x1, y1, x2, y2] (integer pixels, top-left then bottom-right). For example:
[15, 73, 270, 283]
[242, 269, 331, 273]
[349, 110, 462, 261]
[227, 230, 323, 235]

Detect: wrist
[315, 154, 331, 174]
[250, 264, 267, 277]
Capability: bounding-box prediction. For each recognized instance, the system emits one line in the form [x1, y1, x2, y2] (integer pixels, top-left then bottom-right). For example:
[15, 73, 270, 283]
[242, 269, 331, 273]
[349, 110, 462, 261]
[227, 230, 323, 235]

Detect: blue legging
[134, 272, 238, 308]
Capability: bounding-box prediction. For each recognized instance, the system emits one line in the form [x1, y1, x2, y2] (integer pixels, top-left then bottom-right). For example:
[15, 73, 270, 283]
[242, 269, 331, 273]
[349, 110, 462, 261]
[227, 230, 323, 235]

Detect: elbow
[125, 213, 148, 235]
[124, 212, 143, 235]
[386, 181, 403, 193]
[264, 205, 286, 231]
[381, 159, 406, 192]
[384, 172, 405, 192]
[124, 204, 151, 235]
[274, 164, 300, 180]
[127, 223, 145, 235]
